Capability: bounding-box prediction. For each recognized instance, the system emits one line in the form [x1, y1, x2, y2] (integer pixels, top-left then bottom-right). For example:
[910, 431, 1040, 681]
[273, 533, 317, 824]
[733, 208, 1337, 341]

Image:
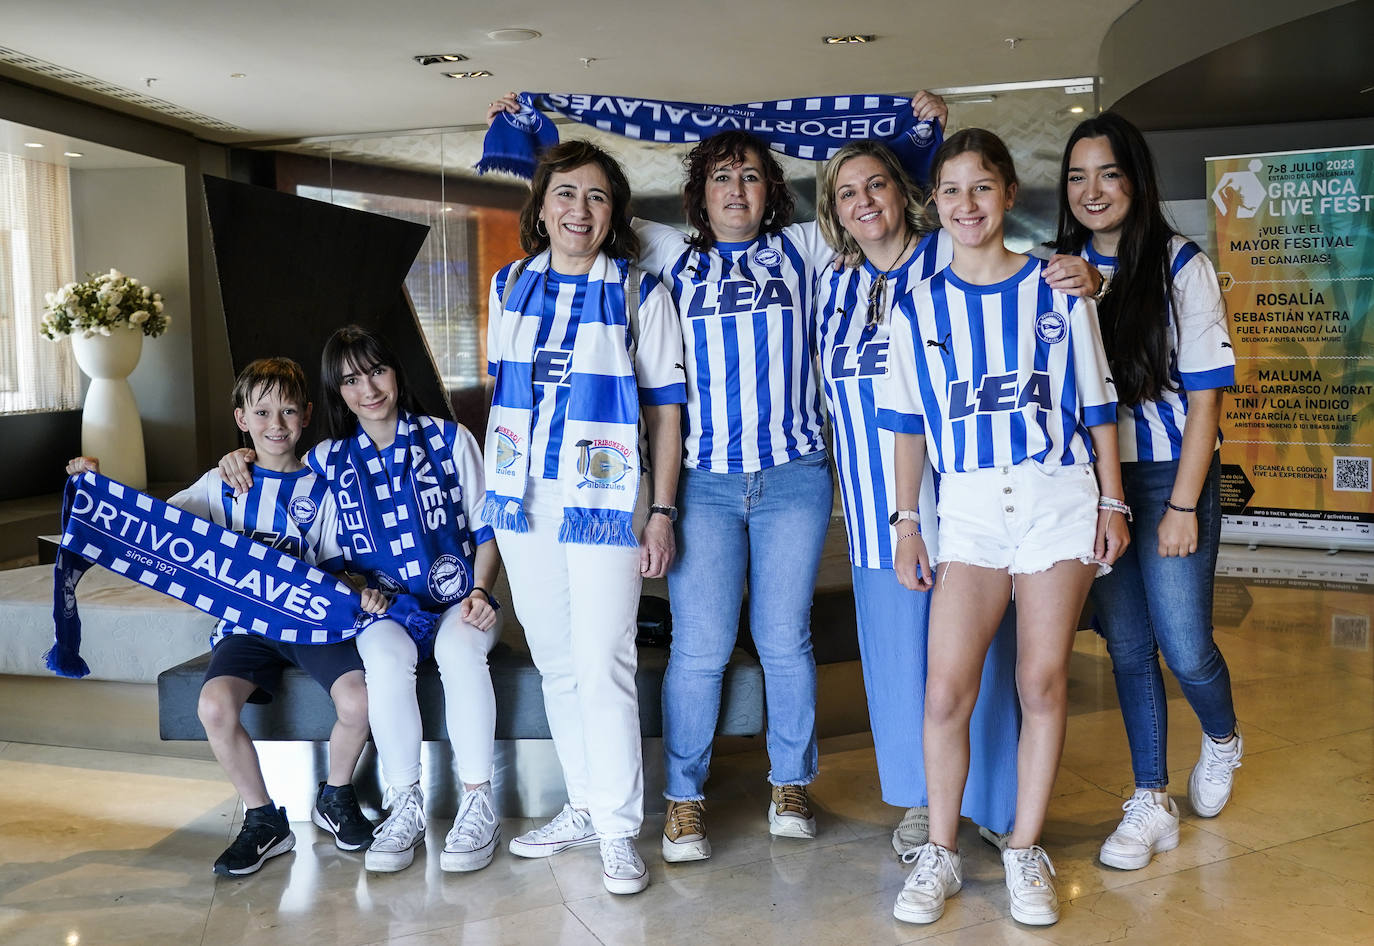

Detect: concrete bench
[157, 640, 766, 742]
[0, 563, 215, 683]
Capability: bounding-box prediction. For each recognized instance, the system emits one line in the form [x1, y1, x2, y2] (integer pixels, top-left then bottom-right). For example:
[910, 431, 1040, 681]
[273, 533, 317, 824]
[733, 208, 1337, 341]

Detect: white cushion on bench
[0, 564, 212, 683]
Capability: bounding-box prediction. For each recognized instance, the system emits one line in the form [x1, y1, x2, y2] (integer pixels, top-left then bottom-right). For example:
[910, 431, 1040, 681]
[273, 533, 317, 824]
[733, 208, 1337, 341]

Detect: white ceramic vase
[70, 327, 147, 490]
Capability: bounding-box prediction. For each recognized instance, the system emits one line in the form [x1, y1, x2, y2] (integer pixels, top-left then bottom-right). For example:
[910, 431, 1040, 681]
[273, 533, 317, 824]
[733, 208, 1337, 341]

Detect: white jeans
[355, 604, 501, 790]
[496, 479, 644, 839]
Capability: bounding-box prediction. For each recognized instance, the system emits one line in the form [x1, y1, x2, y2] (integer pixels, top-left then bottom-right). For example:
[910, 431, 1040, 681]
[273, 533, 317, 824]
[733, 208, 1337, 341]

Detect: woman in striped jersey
[811, 140, 1021, 859]
[880, 129, 1130, 926]
[1055, 113, 1241, 872]
[483, 140, 686, 896]
[631, 99, 952, 863]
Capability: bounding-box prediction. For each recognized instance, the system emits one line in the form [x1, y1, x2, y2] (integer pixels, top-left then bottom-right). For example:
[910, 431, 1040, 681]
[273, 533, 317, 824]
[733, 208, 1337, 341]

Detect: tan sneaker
[768, 784, 817, 838]
[662, 799, 711, 862]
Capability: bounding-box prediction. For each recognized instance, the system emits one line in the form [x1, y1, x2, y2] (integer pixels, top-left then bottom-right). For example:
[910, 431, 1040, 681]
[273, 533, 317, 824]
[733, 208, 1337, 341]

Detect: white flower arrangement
[40, 269, 170, 340]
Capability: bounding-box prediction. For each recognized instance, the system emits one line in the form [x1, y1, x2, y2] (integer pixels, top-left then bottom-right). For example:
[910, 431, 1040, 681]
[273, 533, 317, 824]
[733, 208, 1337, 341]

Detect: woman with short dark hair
[483, 139, 686, 895]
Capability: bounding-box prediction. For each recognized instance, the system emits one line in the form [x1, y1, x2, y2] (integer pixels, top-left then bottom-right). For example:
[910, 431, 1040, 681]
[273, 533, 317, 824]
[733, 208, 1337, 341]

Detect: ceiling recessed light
[486, 29, 541, 43]
[1068, 106, 1085, 114]
[445, 70, 493, 79]
[823, 34, 874, 44]
[229, 72, 246, 79]
[63, 151, 83, 158]
[23, 142, 42, 148]
[414, 53, 469, 66]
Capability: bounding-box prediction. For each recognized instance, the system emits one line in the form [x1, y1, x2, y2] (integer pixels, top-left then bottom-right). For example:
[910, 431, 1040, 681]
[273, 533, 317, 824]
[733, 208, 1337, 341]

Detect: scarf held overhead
[482, 251, 642, 547]
[478, 92, 942, 181]
[47, 471, 436, 679]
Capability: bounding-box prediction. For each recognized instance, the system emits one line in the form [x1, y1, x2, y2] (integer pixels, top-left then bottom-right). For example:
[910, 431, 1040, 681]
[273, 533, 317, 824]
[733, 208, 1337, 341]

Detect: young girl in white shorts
[878, 128, 1130, 927]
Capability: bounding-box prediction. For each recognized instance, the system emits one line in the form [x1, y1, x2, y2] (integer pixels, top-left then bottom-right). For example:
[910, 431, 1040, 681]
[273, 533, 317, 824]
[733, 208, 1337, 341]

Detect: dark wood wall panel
[203, 175, 447, 448]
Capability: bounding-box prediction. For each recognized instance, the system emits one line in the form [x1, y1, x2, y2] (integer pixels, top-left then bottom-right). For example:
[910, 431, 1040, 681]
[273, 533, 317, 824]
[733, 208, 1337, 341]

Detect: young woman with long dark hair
[1054, 111, 1241, 872]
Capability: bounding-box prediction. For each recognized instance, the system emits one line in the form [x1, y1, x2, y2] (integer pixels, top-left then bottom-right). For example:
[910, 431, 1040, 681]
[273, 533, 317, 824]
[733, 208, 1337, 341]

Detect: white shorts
[936, 462, 1103, 576]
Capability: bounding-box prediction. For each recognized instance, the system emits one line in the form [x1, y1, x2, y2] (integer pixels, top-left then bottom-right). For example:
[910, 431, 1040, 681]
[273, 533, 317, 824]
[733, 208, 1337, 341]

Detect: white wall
[70, 165, 197, 484]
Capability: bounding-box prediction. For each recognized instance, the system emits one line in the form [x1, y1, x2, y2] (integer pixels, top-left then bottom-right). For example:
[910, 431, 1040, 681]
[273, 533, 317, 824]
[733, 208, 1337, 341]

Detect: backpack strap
[625, 264, 642, 366]
[500, 257, 531, 311]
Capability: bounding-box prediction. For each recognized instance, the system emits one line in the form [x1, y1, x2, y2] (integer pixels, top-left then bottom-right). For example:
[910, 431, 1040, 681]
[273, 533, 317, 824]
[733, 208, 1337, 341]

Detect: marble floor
[1, 548, 1371, 945]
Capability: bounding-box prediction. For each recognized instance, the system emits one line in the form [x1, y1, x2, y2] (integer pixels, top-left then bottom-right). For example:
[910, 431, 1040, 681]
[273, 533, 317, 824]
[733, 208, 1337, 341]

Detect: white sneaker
[600, 837, 648, 895]
[508, 804, 597, 858]
[442, 785, 500, 872]
[892, 842, 962, 924]
[1002, 845, 1059, 926]
[978, 825, 1011, 852]
[365, 783, 426, 873]
[890, 806, 929, 856]
[1189, 729, 1243, 817]
[1099, 789, 1180, 870]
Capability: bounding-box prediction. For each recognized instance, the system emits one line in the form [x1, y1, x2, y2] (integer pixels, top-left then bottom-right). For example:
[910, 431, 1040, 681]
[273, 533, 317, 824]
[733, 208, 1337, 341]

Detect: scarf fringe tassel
[482, 494, 530, 533]
[44, 643, 91, 679]
[558, 509, 638, 548]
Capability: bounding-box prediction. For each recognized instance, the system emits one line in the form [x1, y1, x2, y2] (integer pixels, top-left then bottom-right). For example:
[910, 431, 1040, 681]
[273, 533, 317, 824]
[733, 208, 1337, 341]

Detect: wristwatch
[1091, 272, 1111, 302]
[650, 504, 678, 522]
[889, 509, 919, 526]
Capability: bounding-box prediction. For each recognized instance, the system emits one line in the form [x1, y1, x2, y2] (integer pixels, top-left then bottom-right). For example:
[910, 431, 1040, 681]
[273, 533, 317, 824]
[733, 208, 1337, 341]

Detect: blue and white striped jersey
[878, 256, 1118, 473]
[487, 263, 687, 480]
[636, 218, 833, 473]
[1082, 235, 1235, 463]
[167, 466, 343, 644]
[813, 229, 951, 568]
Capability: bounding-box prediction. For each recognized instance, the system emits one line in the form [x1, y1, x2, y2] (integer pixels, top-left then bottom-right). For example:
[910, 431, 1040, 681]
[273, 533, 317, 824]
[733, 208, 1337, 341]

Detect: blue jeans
[1089, 453, 1235, 789]
[662, 451, 832, 799]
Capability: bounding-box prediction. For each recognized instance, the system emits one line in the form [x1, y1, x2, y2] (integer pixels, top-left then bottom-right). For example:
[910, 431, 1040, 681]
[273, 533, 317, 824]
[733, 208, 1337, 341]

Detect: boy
[67, 357, 382, 876]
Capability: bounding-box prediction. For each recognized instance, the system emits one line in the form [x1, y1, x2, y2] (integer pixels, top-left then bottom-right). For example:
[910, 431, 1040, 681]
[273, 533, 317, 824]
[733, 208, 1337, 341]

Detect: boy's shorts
[936, 461, 1103, 576]
[203, 633, 364, 704]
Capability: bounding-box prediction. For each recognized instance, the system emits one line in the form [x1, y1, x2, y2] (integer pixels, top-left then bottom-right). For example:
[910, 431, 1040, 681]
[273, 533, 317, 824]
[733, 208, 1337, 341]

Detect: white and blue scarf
[48, 471, 436, 679]
[478, 92, 942, 181]
[318, 411, 483, 614]
[482, 251, 641, 547]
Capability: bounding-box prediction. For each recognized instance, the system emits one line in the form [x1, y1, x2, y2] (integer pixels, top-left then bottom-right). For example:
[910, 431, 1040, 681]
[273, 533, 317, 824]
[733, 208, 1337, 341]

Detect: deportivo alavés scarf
[48, 471, 436, 679]
[311, 410, 486, 612]
[482, 251, 642, 547]
[478, 92, 941, 180]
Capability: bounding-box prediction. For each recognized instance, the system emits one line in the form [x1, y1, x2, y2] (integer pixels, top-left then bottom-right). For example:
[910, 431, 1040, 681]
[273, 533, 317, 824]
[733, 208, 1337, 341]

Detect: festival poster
[1207, 145, 1374, 550]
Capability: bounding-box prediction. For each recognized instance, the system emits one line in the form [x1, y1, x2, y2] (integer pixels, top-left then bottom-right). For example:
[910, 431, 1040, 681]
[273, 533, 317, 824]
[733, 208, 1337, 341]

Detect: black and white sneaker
[312, 782, 375, 851]
[213, 805, 295, 876]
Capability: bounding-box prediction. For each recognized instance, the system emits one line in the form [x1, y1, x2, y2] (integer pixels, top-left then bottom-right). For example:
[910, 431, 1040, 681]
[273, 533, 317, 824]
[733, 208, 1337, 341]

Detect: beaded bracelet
[1164, 500, 1197, 514]
[1098, 496, 1133, 522]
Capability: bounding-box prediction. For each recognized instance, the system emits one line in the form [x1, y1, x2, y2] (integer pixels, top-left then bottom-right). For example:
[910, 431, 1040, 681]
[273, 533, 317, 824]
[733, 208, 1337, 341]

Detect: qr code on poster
[1333, 456, 1371, 492]
[1331, 613, 1369, 651]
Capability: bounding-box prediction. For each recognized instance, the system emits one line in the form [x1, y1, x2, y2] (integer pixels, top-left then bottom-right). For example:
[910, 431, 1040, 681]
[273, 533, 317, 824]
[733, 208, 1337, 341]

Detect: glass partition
[272, 78, 1098, 410]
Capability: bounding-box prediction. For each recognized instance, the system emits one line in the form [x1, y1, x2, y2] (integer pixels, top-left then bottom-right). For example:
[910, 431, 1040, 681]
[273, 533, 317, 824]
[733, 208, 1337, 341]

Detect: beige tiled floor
[2, 560, 1371, 945]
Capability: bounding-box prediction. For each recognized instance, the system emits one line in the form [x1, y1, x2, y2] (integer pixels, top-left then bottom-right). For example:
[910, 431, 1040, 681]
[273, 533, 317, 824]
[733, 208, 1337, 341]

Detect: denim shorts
[936, 462, 1102, 576]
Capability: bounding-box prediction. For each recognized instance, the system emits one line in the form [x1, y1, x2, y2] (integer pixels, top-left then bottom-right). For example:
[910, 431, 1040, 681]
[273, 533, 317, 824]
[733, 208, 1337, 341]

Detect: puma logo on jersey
[926, 334, 951, 355]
